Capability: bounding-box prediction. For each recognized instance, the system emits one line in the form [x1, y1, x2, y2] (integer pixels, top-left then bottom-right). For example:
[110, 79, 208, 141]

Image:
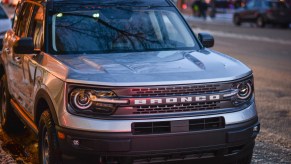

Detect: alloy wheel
[42, 128, 50, 164]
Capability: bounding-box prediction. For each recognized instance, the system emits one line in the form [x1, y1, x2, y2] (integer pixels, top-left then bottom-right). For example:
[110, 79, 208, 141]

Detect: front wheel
[233, 15, 241, 26]
[256, 16, 265, 28]
[236, 151, 253, 164]
[38, 110, 62, 164]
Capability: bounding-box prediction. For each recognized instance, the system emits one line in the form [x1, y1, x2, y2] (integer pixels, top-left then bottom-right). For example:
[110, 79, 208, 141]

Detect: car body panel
[0, 5, 12, 36]
[0, 19, 11, 34]
[58, 101, 257, 132]
[53, 49, 252, 86]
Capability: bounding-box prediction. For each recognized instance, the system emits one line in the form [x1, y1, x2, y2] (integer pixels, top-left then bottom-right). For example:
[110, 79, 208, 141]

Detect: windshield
[0, 6, 8, 19]
[266, 1, 289, 9]
[51, 7, 198, 54]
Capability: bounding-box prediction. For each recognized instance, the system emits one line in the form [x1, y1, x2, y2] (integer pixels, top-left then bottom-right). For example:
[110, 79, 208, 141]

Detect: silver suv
[0, 0, 260, 163]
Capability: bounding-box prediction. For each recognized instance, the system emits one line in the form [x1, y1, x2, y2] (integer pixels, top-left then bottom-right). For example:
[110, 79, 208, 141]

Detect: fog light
[253, 125, 260, 132]
[72, 140, 80, 146]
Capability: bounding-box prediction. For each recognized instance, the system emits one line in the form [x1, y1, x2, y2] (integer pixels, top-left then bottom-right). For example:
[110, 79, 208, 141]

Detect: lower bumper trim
[56, 117, 259, 157]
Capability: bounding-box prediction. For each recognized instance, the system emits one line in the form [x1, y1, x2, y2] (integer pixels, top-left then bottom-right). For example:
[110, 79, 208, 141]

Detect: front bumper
[56, 117, 259, 163]
[58, 101, 257, 133]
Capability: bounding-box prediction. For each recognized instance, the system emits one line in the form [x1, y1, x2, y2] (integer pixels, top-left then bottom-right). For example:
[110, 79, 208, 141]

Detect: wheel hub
[42, 129, 49, 164]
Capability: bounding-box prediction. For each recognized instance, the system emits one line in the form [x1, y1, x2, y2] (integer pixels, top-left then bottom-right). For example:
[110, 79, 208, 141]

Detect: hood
[0, 19, 12, 35]
[53, 50, 252, 86]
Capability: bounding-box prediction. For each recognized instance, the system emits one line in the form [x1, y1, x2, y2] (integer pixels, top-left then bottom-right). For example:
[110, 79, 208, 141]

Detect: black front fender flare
[34, 89, 59, 127]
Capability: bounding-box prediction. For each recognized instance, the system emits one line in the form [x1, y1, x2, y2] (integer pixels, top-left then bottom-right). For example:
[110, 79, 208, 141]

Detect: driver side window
[15, 3, 34, 37]
[27, 6, 44, 50]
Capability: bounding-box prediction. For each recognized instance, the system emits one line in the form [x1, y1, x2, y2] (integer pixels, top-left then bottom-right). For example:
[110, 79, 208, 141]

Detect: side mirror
[198, 33, 214, 48]
[0, 38, 3, 51]
[13, 37, 34, 54]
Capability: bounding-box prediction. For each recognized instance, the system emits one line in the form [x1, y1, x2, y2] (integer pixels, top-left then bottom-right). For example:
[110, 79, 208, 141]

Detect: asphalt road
[0, 6, 291, 164]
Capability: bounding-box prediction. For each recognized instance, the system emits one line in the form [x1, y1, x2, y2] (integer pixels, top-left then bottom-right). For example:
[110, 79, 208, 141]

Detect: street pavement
[0, 5, 291, 164]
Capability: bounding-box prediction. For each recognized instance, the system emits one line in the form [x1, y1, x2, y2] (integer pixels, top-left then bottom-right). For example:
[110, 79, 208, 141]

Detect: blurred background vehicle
[0, 4, 11, 38]
[1, 0, 19, 6]
[8, 0, 18, 6]
[233, 0, 291, 28]
[177, 0, 246, 16]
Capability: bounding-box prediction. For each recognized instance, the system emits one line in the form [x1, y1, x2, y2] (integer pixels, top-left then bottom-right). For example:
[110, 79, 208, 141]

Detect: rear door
[241, 0, 257, 21]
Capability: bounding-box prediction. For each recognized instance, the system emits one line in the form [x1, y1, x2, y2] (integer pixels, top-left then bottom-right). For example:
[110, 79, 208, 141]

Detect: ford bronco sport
[0, 0, 260, 163]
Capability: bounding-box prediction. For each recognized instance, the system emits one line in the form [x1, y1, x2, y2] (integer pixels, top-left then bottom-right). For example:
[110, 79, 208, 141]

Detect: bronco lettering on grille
[132, 94, 221, 105]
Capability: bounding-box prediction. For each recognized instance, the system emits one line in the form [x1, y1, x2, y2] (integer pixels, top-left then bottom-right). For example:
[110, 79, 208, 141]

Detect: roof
[48, 0, 172, 7]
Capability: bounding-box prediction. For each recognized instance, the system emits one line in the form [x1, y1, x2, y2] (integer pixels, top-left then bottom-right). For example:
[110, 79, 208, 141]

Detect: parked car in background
[8, 0, 19, 6]
[0, 4, 12, 38]
[233, 0, 291, 28]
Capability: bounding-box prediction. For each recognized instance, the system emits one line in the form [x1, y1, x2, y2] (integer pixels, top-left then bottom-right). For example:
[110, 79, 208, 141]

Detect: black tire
[256, 16, 265, 28]
[237, 151, 253, 164]
[0, 74, 24, 132]
[233, 15, 241, 26]
[281, 23, 290, 29]
[38, 110, 62, 164]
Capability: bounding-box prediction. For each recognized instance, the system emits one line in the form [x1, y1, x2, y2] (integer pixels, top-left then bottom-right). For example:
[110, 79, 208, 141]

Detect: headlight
[232, 76, 254, 105]
[237, 81, 252, 100]
[69, 88, 128, 116]
[73, 91, 92, 110]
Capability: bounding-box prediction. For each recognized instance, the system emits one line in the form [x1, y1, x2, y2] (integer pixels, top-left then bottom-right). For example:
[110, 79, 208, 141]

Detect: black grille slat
[113, 82, 238, 116]
[132, 117, 225, 135]
[132, 102, 220, 114]
[130, 84, 221, 97]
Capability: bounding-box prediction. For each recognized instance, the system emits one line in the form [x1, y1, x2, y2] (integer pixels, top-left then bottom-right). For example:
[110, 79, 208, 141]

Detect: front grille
[132, 117, 225, 135]
[132, 102, 220, 115]
[133, 144, 245, 163]
[131, 84, 221, 97]
[111, 81, 247, 116]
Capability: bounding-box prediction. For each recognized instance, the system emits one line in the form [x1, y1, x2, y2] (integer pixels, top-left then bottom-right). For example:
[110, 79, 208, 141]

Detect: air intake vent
[132, 121, 171, 135]
[132, 117, 224, 135]
[189, 117, 224, 131]
[132, 102, 220, 115]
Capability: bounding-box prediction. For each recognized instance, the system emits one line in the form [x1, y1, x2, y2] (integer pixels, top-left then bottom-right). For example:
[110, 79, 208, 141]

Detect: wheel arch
[0, 58, 5, 78]
[34, 89, 59, 128]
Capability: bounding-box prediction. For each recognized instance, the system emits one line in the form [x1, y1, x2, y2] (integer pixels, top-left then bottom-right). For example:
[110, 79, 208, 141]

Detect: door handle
[14, 56, 21, 64]
[5, 48, 10, 54]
